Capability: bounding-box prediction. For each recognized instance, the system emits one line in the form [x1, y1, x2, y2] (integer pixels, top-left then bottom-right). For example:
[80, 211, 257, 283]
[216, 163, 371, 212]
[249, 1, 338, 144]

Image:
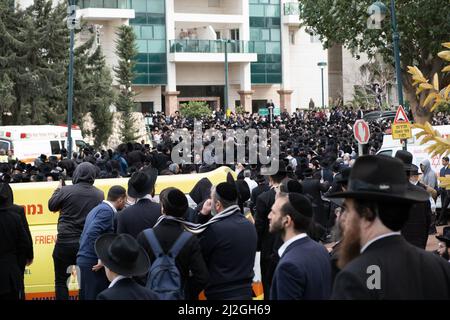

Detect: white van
[377, 125, 450, 174]
[0, 125, 87, 163]
[377, 125, 450, 209]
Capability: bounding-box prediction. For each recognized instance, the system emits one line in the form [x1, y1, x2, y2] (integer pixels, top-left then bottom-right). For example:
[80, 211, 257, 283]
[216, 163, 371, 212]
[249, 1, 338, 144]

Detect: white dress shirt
[278, 233, 308, 257]
[102, 200, 117, 214]
[108, 275, 129, 288]
[360, 232, 401, 253]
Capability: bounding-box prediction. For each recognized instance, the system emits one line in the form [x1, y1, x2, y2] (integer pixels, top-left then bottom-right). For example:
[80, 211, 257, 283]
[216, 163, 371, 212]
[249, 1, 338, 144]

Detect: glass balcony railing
[169, 40, 256, 54]
[76, 0, 130, 9]
[283, 2, 302, 16]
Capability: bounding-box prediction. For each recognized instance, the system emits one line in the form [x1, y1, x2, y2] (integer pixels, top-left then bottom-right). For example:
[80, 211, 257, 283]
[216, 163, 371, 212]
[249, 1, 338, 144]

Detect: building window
[140, 102, 154, 113]
[208, 0, 220, 7]
[50, 141, 61, 155]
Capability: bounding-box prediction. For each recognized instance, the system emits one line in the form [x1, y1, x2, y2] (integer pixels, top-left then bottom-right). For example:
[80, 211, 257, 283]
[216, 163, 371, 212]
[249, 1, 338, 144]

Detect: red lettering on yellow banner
[34, 235, 57, 245]
[22, 204, 44, 215]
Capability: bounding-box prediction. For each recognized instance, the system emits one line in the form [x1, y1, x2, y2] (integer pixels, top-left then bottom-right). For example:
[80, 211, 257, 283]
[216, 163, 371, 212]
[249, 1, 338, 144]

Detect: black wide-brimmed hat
[95, 233, 150, 277]
[436, 227, 450, 246]
[394, 150, 414, 172]
[0, 183, 13, 210]
[335, 167, 351, 185]
[328, 155, 429, 203]
[128, 168, 158, 198]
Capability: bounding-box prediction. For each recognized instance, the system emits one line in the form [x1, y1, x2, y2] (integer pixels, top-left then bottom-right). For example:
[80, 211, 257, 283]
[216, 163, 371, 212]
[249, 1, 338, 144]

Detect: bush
[179, 101, 212, 119]
[235, 105, 245, 115]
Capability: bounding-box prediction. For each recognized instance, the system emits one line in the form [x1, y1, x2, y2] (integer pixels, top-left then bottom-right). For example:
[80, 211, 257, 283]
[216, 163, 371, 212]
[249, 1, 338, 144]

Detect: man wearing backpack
[199, 182, 258, 300]
[137, 188, 209, 300]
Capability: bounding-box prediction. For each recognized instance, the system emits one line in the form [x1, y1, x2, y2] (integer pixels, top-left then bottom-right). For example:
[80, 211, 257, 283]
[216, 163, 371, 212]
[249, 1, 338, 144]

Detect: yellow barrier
[11, 166, 235, 300]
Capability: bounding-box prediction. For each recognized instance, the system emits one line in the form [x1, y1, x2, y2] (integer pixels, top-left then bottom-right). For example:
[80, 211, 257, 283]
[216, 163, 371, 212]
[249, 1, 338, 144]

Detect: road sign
[258, 108, 269, 116]
[394, 105, 409, 124]
[353, 119, 370, 144]
[391, 105, 412, 140]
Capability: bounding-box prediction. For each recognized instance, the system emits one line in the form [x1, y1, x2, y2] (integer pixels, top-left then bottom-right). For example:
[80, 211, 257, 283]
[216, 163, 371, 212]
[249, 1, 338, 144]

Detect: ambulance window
[60, 140, 65, 149]
[0, 140, 9, 151]
[50, 140, 61, 154]
[378, 150, 392, 157]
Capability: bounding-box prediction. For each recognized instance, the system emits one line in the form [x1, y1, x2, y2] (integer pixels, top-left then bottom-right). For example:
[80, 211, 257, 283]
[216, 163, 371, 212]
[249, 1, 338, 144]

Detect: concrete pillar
[238, 90, 254, 113]
[328, 44, 344, 105]
[165, 0, 177, 92]
[277, 89, 293, 113]
[163, 91, 180, 116]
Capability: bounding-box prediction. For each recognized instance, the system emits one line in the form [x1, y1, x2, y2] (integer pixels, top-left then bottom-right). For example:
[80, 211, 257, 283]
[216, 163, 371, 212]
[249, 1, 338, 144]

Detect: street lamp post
[223, 39, 229, 117]
[371, 0, 405, 149]
[317, 62, 327, 109]
[66, 0, 77, 159]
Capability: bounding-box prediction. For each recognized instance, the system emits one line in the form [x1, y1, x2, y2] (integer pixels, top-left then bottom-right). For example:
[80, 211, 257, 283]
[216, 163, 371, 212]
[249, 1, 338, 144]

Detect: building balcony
[168, 40, 257, 63]
[283, 2, 301, 26]
[76, 0, 134, 20]
[173, 12, 245, 25]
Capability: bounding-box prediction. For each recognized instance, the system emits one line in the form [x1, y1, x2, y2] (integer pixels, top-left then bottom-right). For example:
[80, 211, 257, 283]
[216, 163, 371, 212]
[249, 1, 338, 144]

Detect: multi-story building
[15, 0, 369, 115]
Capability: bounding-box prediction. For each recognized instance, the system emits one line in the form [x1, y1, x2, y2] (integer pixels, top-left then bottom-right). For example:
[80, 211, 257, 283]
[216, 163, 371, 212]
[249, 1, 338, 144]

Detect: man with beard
[268, 192, 331, 300]
[436, 227, 450, 263]
[254, 162, 287, 299]
[328, 155, 450, 299]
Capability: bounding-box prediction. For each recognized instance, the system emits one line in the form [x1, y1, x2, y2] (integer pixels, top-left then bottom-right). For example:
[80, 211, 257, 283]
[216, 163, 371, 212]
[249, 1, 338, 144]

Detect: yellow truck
[12, 166, 234, 300]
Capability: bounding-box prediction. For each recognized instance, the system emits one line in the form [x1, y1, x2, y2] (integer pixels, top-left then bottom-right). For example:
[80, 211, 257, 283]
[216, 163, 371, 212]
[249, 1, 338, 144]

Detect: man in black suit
[329, 155, 450, 299]
[0, 183, 33, 300]
[137, 188, 209, 299]
[302, 168, 330, 233]
[254, 163, 287, 299]
[198, 182, 257, 300]
[439, 156, 450, 225]
[269, 192, 331, 300]
[250, 174, 270, 216]
[395, 151, 431, 249]
[95, 233, 158, 300]
[117, 169, 161, 238]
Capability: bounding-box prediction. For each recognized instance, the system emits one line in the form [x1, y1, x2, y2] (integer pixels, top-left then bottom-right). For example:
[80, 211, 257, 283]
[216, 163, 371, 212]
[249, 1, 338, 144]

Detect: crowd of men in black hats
[2, 106, 450, 301]
[0, 107, 391, 185]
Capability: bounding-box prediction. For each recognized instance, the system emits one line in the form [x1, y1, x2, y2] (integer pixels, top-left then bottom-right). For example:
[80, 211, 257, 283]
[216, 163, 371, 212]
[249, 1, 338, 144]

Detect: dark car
[363, 111, 397, 123]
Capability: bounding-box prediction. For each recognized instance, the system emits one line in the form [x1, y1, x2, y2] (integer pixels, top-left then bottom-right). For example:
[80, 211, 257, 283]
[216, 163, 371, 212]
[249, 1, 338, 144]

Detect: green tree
[86, 47, 115, 148]
[0, 74, 16, 125]
[114, 25, 139, 142]
[300, 0, 450, 120]
[179, 101, 212, 119]
[0, 0, 69, 124]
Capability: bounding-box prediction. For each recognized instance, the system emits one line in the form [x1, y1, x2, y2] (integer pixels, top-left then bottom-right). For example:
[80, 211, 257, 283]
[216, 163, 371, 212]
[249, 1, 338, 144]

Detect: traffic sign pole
[358, 143, 364, 157]
[353, 119, 370, 157]
[391, 105, 411, 150]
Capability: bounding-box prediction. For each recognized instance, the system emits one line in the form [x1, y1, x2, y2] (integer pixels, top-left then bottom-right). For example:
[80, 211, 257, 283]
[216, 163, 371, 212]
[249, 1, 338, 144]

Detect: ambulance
[377, 125, 450, 173]
[377, 125, 450, 209]
[0, 125, 87, 163]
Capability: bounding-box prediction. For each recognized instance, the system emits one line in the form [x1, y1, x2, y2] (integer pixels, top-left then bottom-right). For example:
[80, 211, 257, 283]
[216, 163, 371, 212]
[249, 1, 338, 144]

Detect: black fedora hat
[436, 226, 450, 246]
[95, 233, 150, 277]
[0, 183, 13, 210]
[394, 150, 414, 172]
[236, 179, 251, 204]
[328, 155, 429, 203]
[128, 168, 157, 198]
[335, 167, 351, 185]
